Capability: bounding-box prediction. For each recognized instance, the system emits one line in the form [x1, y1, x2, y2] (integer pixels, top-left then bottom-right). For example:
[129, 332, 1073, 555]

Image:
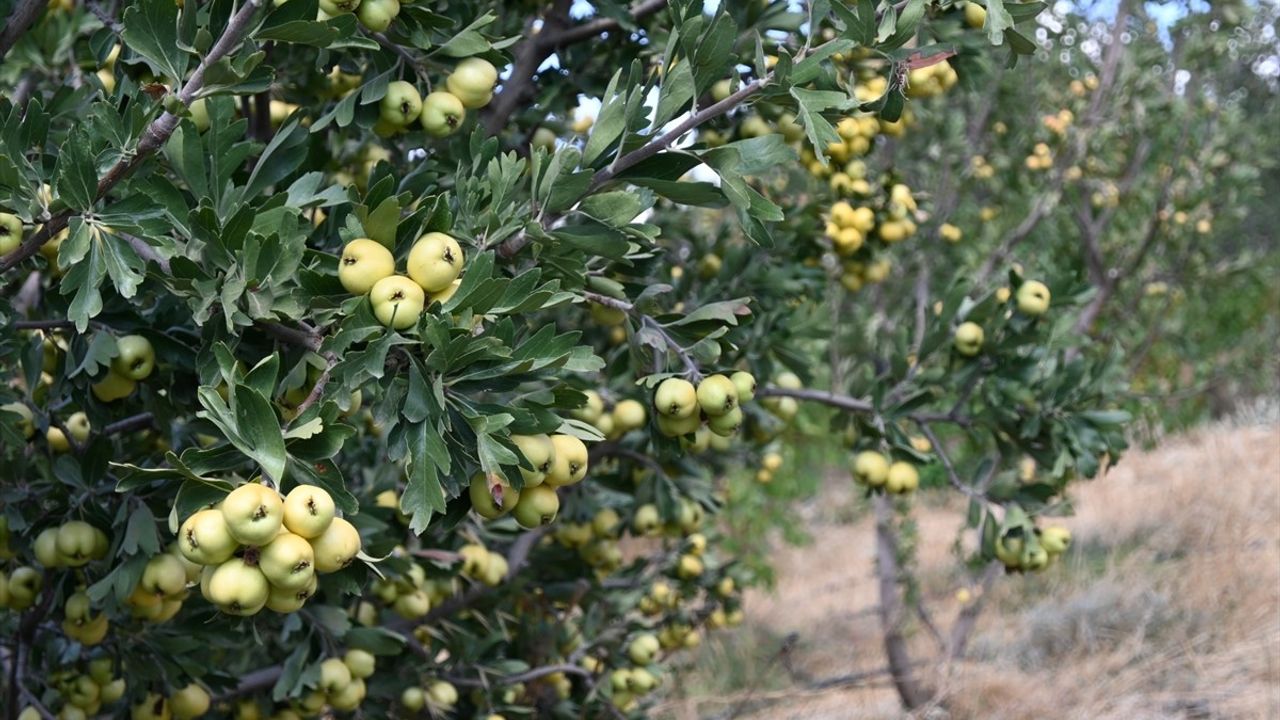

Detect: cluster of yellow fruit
[754, 450, 784, 484]
[367, 555, 454, 621]
[1025, 141, 1055, 171]
[970, 154, 996, 179]
[572, 390, 649, 440]
[458, 542, 511, 587]
[1069, 74, 1101, 97]
[306, 651, 378, 713]
[851, 450, 921, 494]
[372, 58, 498, 138]
[759, 370, 802, 421]
[905, 60, 959, 99]
[1162, 208, 1213, 234]
[470, 432, 590, 528]
[33, 519, 111, 567]
[25, 659, 128, 720]
[338, 231, 465, 330]
[954, 280, 1053, 357]
[549, 507, 626, 575]
[995, 525, 1071, 572]
[400, 680, 461, 714]
[124, 545, 205, 624]
[178, 483, 360, 616]
[652, 371, 755, 439]
[92, 334, 156, 402]
[1042, 108, 1074, 135]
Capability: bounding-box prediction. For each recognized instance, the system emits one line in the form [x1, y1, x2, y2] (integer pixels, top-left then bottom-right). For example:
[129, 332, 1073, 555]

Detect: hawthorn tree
[0, 0, 1151, 718]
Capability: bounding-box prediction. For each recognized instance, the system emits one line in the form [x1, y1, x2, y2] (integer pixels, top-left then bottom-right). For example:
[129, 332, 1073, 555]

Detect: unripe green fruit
[355, 0, 398, 31]
[379, 80, 422, 126]
[427, 680, 458, 708]
[696, 374, 738, 416]
[511, 434, 554, 487]
[338, 238, 395, 295]
[775, 371, 803, 390]
[730, 371, 756, 402]
[141, 553, 189, 597]
[57, 520, 99, 565]
[343, 649, 376, 679]
[1039, 526, 1072, 555]
[406, 232, 464, 293]
[113, 334, 156, 380]
[258, 532, 316, 590]
[706, 405, 743, 436]
[1, 401, 34, 438]
[35, 527, 62, 567]
[92, 370, 137, 402]
[0, 212, 23, 255]
[393, 588, 431, 618]
[221, 483, 284, 546]
[954, 321, 985, 356]
[512, 485, 560, 528]
[657, 412, 701, 437]
[420, 91, 466, 137]
[282, 485, 336, 539]
[99, 678, 126, 703]
[401, 687, 426, 711]
[170, 683, 211, 720]
[329, 678, 366, 711]
[319, 657, 353, 693]
[309, 517, 361, 573]
[632, 504, 661, 535]
[654, 378, 698, 419]
[627, 633, 660, 665]
[132, 692, 171, 720]
[572, 389, 605, 423]
[179, 509, 238, 565]
[469, 473, 520, 519]
[545, 434, 588, 487]
[370, 275, 425, 330]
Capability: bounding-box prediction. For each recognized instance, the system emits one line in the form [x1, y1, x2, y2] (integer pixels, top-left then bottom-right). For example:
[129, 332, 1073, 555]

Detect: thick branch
[758, 386, 969, 426]
[872, 494, 932, 709]
[102, 412, 155, 437]
[0, 0, 45, 61]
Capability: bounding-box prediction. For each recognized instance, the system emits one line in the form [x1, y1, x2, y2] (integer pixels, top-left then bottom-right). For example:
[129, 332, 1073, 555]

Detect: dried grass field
[658, 414, 1280, 720]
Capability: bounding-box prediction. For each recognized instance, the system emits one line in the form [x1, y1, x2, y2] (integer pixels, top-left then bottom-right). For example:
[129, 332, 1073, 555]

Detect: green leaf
[583, 70, 627, 167]
[53, 131, 98, 212]
[790, 87, 854, 164]
[121, 0, 189, 84]
[653, 59, 696, 130]
[234, 385, 288, 483]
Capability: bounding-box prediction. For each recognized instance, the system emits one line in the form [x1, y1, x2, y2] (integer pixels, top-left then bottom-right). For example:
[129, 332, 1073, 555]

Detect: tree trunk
[873, 494, 932, 710]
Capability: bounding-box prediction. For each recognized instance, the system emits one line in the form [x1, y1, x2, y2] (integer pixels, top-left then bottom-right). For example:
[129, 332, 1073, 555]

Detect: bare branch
[0, 0, 45, 61]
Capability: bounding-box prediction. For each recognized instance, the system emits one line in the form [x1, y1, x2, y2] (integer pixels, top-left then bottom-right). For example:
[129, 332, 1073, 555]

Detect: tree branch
[0, 0, 263, 274]
[0, 0, 45, 61]
[102, 412, 155, 437]
[872, 494, 931, 709]
[757, 386, 970, 426]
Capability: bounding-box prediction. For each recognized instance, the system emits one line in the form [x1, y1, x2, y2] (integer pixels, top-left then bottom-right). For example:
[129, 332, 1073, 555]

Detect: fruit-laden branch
[481, 0, 670, 134]
[579, 291, 701, 378]
[912, 422, 994, 504]
[0, 0, 264, 275]
[0, 0, 45, 61]
[418, 527, 547, 624]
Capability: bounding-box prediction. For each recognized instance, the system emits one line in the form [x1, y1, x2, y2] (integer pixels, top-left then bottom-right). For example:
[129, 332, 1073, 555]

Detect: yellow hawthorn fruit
[170, 683, 211, 720]
[1015, 280, 1051, 316]
[205, 558, 270, 616]
[309, 517, 361, 572]
[965, 1, 987, 29]
[282, 485, 336, 539]
[954, 321, 985, 356]
[406, 232, 464, 293]
[654, 378, 698, 419]
[852, 450, 889, 487]
[179, 509, 238, 565]
[338, 239, 395, 295]
[221, 483, 284, 546]
[258, 532, 316, 590]
[370, 275, 426, 330]
[511, 434, 554, 487]
[885, 462, 919, 494]
[421, 91, 466, 137]
[696, 374, 738, 417]
[446, 57, 498, 109]
[469, 473, 520, 520]
[545, 434, 588, 487]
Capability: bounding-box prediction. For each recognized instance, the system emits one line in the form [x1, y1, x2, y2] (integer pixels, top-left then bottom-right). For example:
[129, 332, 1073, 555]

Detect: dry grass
[658, 418, 1280, 720]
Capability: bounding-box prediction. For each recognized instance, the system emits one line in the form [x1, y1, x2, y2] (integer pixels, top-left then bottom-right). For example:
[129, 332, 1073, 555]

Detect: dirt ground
[656, 419, 1280, 720]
